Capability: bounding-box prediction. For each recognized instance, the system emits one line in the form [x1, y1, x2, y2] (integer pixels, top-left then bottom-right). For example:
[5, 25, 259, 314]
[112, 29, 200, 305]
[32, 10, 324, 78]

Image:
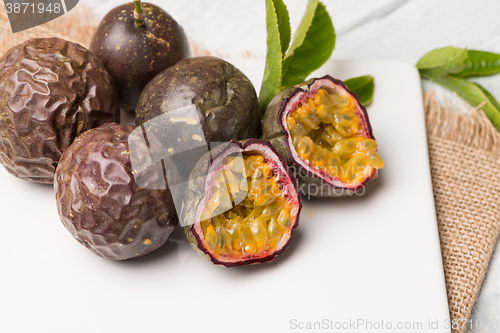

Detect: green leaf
[453, 50, 500, 77]
[274, 0, 291, 56]
[284, 0, 318, 61]
[258, 0, 284, 114]
[421, 72, 500, 129]
[344, 75, 374, 106]
[473, 82, 500, 111]
[281, 1, 335, 89]
[416, 46, 467, 76]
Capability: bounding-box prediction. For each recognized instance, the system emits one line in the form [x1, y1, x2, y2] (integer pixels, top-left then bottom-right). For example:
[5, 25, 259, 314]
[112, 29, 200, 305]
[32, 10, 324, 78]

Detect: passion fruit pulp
[182, 139, 301, 267]
[263, 75, 384, 196]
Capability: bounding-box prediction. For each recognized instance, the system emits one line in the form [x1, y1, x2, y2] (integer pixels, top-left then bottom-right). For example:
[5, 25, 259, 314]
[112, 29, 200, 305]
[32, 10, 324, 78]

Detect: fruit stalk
[133, 0, 145, 27]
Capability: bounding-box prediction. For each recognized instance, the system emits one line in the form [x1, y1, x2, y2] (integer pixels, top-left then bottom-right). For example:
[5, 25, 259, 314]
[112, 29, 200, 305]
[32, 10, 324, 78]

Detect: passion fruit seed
[199, 155, 293, 257]
[286, 88, 384, 185]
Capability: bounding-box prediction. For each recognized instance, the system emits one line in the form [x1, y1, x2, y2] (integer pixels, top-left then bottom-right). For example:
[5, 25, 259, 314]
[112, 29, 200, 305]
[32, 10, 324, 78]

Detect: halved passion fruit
[263, 75, 384, 196]
[182, 139, 301, 267]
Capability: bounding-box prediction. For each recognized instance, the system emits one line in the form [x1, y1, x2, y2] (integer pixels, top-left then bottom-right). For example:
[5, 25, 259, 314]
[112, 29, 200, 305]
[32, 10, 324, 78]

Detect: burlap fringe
[425, 91, 500, 158]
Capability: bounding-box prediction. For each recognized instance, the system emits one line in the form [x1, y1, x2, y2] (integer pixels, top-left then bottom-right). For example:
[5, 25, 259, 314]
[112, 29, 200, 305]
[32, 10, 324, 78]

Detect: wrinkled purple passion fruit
[0, 38, 120, 184]
[55, 123, 178, 260]
[263, 75, 384, 197]
[182, 139, 301, 267]
[89, 2, 190, 112]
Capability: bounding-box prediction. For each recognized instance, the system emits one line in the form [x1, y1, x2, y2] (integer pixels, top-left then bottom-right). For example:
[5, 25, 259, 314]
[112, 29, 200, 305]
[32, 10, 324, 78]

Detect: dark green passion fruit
[135, 56, 262, 143]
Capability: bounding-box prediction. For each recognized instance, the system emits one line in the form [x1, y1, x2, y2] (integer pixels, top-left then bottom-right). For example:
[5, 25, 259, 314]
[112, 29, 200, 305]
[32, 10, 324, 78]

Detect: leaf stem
[134, 0, 145, 28]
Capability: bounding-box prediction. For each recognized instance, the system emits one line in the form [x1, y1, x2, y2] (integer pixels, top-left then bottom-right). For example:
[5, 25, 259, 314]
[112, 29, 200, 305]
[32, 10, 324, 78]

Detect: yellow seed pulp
[200, 155, 293, 257]
[286, 88, 384, 184]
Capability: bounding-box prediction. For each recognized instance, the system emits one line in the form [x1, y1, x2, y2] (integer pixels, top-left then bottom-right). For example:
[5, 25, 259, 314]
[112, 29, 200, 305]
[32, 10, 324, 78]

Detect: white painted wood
[83, 0, 500, 98]
[84, 0, 407, 57]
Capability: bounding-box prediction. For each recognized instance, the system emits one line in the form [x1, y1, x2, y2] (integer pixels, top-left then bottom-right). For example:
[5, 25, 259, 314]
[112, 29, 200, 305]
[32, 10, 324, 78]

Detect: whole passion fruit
[89, 1, 190, 112]
[136, 56, 262, 143]
[0, 38, 120, 184]
[263, 75, 384, 197]
[55, 123, 178, 260]
[182, 139, 301, 267]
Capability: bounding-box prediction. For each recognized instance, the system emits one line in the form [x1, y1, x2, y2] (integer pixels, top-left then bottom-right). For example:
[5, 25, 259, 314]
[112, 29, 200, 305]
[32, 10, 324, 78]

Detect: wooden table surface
[86, 0, 500, 330]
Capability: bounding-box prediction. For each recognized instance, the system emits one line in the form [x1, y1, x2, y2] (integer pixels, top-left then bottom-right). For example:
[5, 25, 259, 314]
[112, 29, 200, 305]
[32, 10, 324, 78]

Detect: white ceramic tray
[0, 59, 450, 333]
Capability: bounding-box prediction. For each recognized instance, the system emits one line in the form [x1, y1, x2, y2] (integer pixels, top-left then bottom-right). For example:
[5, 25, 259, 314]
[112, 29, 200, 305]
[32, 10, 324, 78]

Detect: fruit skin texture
[89, 2, 190, 112]
[55, 123, 178, 260]
[0, 38, 120, 184]
[182, 139, 301, 267]
[262, 75, 377, 197]
[136, 56, 262, 142]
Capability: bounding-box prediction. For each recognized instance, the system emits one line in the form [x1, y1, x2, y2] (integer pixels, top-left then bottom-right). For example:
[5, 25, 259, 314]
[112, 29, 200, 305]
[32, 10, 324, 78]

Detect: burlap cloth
[1, 4, 499, 333]
[425, 93, 500, 333]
